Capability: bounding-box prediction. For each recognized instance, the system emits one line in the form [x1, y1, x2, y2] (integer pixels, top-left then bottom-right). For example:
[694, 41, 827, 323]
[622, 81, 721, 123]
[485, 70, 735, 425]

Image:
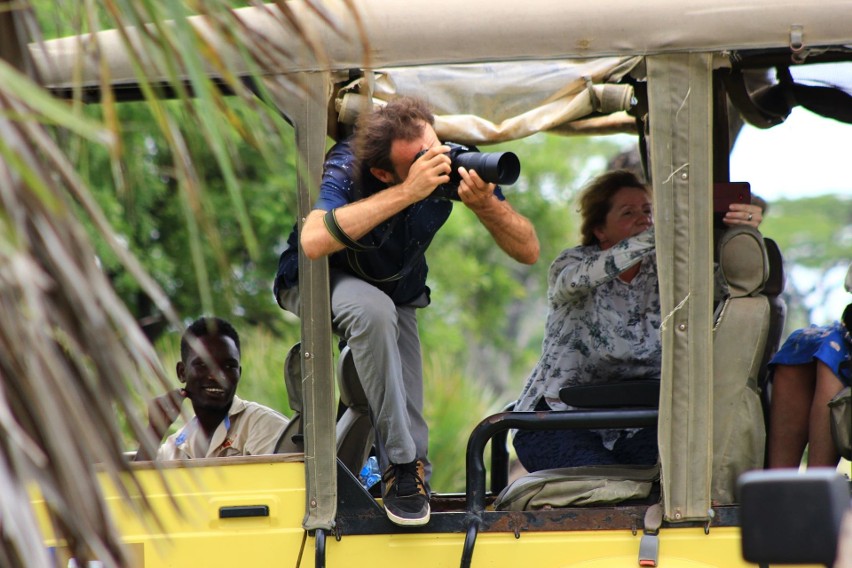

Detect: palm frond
[0, 0, 361, 565]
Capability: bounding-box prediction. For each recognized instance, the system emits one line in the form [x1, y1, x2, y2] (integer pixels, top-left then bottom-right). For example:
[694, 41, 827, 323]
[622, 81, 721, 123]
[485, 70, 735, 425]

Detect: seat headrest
[718, 226, 769, 298]
[284, 342, 303, 413]
[762, 238, 786, 297]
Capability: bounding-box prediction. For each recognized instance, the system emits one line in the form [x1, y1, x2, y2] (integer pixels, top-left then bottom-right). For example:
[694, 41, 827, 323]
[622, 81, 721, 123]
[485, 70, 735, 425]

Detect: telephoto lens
[413, 142, 522, 200]
[451, 148, 520, 185]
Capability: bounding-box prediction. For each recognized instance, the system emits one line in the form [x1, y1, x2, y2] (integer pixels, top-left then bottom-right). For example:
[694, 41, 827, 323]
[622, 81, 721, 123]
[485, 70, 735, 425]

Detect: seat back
[559, 379, 660, 409]
[274, 343, 305, 454]
[334, 345, 374, 475]
[711, 225, 770, 503]
[755, 237, 787, 450]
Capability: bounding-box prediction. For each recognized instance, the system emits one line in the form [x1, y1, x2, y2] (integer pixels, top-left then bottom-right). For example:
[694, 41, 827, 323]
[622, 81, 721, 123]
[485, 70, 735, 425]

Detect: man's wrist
[467, 193, 503, 216]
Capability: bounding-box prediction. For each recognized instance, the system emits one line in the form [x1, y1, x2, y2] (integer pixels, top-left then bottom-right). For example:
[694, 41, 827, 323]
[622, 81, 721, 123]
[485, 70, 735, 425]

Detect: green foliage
[760, 195, 852, 269]
[422, 352, 501, 492]
[66, 100, 301, 332]
[758, 194, 852, 327]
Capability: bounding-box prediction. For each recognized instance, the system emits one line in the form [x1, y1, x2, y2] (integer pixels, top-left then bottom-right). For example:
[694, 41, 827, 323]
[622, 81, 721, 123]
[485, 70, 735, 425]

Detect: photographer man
[274, 96, 538, 526]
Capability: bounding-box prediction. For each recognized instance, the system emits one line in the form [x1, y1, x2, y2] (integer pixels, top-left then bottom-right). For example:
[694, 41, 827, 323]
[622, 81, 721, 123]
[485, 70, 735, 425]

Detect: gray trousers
[278, 270, 430, 476]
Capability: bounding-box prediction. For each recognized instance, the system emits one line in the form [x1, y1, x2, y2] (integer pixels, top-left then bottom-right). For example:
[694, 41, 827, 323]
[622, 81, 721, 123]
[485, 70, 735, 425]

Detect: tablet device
[713, 181, 751, 213]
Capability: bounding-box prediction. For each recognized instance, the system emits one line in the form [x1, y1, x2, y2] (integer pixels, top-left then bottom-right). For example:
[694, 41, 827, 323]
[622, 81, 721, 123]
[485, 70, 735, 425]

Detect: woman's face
[593, 186, 653, 250]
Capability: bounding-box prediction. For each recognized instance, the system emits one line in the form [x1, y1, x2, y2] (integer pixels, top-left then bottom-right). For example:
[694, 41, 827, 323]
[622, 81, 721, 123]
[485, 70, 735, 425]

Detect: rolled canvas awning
[30, 0, 852, 85]
[331, 58, 642, 143]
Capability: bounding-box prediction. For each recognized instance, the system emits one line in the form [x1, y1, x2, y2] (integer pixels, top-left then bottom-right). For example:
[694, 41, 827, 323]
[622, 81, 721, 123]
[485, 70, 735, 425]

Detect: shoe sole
[385, 505, 431, 527]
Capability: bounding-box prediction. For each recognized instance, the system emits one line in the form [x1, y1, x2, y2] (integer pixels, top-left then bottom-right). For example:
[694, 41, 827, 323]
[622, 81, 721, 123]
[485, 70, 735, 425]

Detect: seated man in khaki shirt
[135, 317, 288, 460]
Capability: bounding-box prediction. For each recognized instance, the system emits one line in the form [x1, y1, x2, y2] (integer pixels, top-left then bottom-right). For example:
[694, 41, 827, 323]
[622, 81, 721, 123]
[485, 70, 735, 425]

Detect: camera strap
[344, 247, 419, 284]
[323, 207, 401, 252]
[328, 207, 417, 284]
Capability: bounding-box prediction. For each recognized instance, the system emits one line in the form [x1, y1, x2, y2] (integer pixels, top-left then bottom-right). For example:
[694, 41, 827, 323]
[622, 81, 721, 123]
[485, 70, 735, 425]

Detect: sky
[730, 61, 852, 202]
[730, 109, 852, 202]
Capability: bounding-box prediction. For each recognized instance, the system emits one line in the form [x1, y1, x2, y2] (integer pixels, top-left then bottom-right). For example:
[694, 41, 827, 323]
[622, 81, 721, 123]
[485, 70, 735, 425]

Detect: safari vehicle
[18, 0, 852, 566]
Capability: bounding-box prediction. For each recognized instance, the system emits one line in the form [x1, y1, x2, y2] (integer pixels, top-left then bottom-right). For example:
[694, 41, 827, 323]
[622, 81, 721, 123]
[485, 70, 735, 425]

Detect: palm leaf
[0, 0, 358, 565]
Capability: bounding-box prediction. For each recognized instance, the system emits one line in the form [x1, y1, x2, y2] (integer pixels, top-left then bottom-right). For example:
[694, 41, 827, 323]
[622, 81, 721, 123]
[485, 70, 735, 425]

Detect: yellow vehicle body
[33, 454, 825, 567]
[35, 457, 308, 567]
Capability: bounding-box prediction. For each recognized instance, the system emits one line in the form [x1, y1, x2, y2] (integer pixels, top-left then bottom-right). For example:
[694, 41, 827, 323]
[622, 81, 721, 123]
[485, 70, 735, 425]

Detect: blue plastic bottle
[358, 456, 381, 490]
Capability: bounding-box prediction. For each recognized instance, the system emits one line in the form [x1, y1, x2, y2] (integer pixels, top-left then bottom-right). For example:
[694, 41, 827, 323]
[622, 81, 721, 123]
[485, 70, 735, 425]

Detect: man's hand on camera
[456, 167, 496, 209]
[402, 145, 451, 201]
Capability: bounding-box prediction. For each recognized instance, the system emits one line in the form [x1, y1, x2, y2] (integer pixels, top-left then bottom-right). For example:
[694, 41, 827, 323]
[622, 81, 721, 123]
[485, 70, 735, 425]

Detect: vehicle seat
[273, 343, 306, 454]
[758, 238, 787, 378]
[274, 342, 374, 476]
[710, 225, 770, 504]
[492, 382, 661, 511]
[493, 227, 772, 510]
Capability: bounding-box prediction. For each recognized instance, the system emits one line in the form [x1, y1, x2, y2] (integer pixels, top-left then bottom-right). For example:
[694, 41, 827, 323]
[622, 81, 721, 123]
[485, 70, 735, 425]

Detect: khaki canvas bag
[828, 386, 851, 460]
[494, 464, 659, 511]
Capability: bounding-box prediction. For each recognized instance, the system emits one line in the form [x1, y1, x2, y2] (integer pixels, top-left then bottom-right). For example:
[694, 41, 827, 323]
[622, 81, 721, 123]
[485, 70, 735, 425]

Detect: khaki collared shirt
[157, 395, 288, 460]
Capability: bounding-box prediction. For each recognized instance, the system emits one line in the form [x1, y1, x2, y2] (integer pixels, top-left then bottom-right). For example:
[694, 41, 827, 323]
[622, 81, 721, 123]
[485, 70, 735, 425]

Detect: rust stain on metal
[481, 507, 646, 533]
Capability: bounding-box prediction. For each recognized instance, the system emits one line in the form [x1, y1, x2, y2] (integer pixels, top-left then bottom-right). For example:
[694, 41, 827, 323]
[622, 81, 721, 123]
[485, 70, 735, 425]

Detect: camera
[414, 142, 521, 201]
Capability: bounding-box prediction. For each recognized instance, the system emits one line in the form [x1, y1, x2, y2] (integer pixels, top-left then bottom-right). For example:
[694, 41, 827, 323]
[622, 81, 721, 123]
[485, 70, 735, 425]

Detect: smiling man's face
[177, 334, 241, 412]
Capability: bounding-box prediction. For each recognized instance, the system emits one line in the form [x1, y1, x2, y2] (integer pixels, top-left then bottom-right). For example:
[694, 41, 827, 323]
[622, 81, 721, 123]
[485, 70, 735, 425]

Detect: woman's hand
[724, 203, 763, 228]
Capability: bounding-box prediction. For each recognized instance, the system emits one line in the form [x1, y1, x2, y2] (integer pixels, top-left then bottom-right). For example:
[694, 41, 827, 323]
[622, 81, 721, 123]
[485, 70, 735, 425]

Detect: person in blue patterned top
[767, 296, 851, 469]
[512, 170, 764, 472]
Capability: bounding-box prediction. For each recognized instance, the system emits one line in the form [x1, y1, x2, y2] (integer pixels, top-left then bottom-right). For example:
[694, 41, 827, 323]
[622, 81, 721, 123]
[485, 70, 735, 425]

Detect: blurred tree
[757, 195, 852, 329]
[66, 101, 300, 338]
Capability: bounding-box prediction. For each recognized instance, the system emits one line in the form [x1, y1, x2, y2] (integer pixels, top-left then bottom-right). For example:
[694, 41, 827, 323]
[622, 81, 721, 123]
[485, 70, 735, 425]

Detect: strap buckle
[638, 503, 663, 567]
[638, 534, 659, 567]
